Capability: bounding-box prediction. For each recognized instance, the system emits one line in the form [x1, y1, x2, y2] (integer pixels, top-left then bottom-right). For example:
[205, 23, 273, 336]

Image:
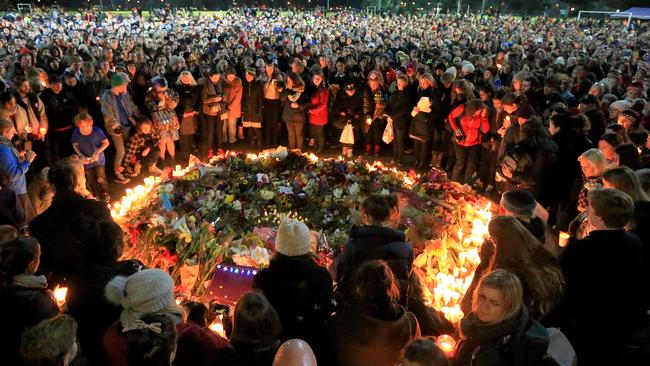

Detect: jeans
[85, 164, 108, 197]
[199, 113, 222, 158]
[263, 99, 282, 147]
[479, 142, 499, 187]
[286, 122, 304, 150]
[392, 128, 407, 162]
[452, 144, 481, 184]
[223, 117, 237, 144]
[107, 125, 132, 174]
[310, 124, 325, 152]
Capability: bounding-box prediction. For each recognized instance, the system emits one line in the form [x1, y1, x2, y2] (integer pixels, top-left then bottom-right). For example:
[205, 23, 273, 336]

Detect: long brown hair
[603, 166, 650, 202]
[231, 291, 281, 350]
[487, 216, 564, 317]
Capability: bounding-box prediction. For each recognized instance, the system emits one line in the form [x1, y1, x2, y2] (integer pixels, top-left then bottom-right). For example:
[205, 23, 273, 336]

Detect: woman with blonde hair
[173, 71, 200, 163]
[576, 148, 607, 213]
[461, 216, 564, 321]
[603, 166, 650, 202]
[454, 269, 550, 366]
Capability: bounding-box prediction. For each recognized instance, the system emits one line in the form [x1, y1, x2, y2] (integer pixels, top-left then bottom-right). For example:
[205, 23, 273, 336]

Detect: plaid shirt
[122, 132, 159, 168]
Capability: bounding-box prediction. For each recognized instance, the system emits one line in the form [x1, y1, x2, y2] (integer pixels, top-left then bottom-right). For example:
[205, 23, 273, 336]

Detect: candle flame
[54, 285, 68, 307]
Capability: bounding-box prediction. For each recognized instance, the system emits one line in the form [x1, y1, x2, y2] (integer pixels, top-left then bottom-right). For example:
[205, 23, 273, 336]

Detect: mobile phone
[210, 302, 230, 316]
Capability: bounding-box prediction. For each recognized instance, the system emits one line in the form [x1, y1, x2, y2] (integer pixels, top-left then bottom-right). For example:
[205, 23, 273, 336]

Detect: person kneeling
[122, 119, 162, 177]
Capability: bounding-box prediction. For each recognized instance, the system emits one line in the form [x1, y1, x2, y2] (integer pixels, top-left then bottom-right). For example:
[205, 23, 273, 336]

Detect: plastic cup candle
[436, 334, 457, 357]
[53, 285, 68, 308]
[39, 127, 47, 136]
[559, 231, 570, 247]
[366, 118, 372, 125]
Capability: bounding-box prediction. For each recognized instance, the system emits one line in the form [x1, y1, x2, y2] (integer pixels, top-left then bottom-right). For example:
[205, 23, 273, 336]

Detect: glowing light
[437, 334, 457, 357]
[209, 319, 225, 337]
[53, 286, 68, 308]
[559, 231, 570, 247]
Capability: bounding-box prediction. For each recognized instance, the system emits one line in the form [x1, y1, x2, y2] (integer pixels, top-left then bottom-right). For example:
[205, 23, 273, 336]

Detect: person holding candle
[0, 236, 59, 366]
[461, 216, 564, 322]
[454, 269, 550, 366]
[362, 71, 388, 157]
[70, 112, 110, 202]
[0, 117, 36, 226]
[560, 188, 646, 364]
[281, 72, 309, 151]
[327, 260, 420, 366]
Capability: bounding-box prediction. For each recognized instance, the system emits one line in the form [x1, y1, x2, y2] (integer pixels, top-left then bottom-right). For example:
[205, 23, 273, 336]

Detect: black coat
[174, 84, 201, 117]
[337, 225, 413, 302]
[584, 108, 607, 145]
[242, 79, 263, 123]
[509, 137, 558, 206]
[253, 254, 333, 355]
[560, 229, 645, 363]
[29, 192, 114, 281]
[454, 307, 549, 366]
[281, 87, 309, 124]
[332, 89, 363, 128]
[0, 285, 59, 365]
[385, 88, 415, 130]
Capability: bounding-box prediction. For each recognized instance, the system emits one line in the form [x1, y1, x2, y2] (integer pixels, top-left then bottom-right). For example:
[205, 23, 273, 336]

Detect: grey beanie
[500, 190, 537, 217]
[105, 269, 184, 329]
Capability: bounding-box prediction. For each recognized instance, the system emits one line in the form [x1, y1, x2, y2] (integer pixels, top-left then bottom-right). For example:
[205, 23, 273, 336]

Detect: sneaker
[148, 165, 163, 175]
[114, 173, 130, 184]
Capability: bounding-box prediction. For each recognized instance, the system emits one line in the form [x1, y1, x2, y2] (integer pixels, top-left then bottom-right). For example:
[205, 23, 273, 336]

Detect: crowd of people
[0, 6, 650, 366]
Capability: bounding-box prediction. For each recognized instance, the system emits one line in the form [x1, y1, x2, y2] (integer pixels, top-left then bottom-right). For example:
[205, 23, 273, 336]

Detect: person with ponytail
[103, 269, 229, 366]
[336, 193, 413, 304]
[124, 313, 178, 366]
[328, 260, 420, 366]
[0, 236, 59, 365]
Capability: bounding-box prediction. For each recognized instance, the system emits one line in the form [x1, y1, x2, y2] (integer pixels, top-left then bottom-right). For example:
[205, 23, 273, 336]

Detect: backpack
[540, 328, 577, 366]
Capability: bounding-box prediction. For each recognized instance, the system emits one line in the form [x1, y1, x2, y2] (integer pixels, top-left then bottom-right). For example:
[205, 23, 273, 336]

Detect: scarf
[12, 274, 48, 289]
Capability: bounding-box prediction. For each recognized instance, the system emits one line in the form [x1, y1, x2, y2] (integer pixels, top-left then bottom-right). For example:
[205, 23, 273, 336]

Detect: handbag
[339, 123, 354, 144]
[383, 117, 394, 144]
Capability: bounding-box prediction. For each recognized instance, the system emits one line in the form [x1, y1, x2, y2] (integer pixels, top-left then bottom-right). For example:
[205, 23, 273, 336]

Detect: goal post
[577, 10, 632, 30]
[17, 3, 33, 14]
[366, 6, 377, 14]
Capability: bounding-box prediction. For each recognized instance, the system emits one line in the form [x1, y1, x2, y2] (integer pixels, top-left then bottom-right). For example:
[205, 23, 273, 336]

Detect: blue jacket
[0, 139, 30, 194]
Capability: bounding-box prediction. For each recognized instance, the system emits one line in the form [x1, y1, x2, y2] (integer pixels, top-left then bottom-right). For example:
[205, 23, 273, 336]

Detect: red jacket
[448, 104, 490, 147]
[308, 86, 329, 125]
[103, 320, 229, 366]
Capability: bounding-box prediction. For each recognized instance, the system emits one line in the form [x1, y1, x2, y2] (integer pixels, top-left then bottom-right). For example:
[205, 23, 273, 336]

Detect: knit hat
[245, 67, 256, 76]
[105, 269, 184, 329]
[110, 73, 126, 88]
[610, 100, 633, 113]
[554, 56, 566, 66]
[619, 109, 640, 123]
[461, 62, 475, 75]
[500, 190, 537, 217]
[275, 219, 311, 257]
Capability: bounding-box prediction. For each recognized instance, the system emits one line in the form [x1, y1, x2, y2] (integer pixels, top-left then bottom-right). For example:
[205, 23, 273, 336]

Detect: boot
[373, 144, 380, 157]
[365, 144, 372, 154]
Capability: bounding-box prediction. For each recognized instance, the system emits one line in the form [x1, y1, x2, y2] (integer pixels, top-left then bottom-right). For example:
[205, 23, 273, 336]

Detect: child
[403, 337, 450, 366]
[122, 119, 162, 177]
[70, 112, 110, 201]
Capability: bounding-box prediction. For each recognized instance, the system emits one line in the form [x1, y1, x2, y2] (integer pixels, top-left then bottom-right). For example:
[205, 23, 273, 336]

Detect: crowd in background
[0, 7, 649, 366]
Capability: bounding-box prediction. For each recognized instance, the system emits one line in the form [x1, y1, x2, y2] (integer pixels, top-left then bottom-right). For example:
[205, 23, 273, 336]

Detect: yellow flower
[224, 194, 235, 204]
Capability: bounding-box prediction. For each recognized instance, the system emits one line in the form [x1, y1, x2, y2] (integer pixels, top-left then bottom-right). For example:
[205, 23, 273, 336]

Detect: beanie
[500, 190, 537, 217]
[461, 62, 475, 74]
[619, 109, 640, 123]
[105, 269, 183, 329]
[275, 219, 311, 257]
[110, 73, 126, 88]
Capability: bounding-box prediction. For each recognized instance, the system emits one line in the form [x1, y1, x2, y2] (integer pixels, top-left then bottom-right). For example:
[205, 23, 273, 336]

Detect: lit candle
[209, 318, 226, 337]
[366, 117, 372, 125]
[39, 127, 47, 136]
[559, 231, 570, 247]
[53, 285, 68, 308]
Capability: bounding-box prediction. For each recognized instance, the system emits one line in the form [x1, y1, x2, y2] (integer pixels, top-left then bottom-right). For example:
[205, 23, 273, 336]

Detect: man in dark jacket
[560, 189, 646, 364]
[386, 74, 415, 164]
[41, 74, 79, 161]
[579, 95, 607, 145]
[242, 68, 264, 148]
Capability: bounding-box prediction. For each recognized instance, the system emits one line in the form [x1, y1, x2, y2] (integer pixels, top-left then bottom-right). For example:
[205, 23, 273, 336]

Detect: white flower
[333, 188, 343, 199]
[348, 182, 360, 196]
[231, 200, 242, 211]
[259, 189, 276, 200]
[380, 188, 390, 195]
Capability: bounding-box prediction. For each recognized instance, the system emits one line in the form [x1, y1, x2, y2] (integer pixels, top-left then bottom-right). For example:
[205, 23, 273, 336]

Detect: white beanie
[555, 57, 566, 66]
[105, 269, 183, 329]
[275, 219, 311, 257]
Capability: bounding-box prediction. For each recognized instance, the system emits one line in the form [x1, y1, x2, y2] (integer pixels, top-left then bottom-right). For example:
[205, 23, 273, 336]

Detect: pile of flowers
[112, 147, 493, 321]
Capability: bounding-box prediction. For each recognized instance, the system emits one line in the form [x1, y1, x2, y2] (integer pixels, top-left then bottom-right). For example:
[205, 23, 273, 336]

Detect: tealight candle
[559, 231, 570, 247]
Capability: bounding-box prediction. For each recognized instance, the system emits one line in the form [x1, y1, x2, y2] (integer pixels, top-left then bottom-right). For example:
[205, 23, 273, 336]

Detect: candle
[39, 127, 47, 136]
[559, 231, 570, 247]
[366, 117, 372, 125]
[53, 285, 68, 308]
[437, 334, 457, 357]
[209, 318, 225, 337]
